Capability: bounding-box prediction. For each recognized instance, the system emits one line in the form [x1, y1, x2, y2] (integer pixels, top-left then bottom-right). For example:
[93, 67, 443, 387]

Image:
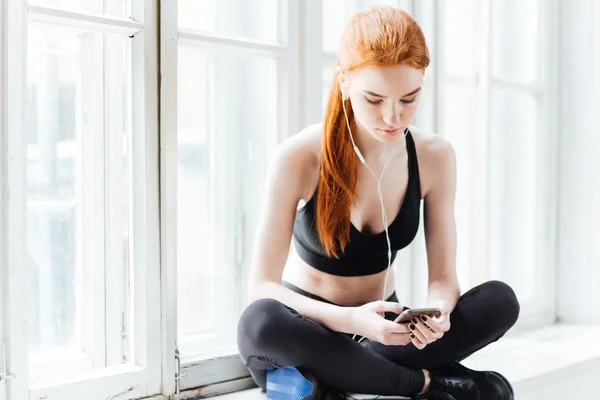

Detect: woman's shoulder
[279, 122, 323, 164]
[409, 126, 456, 197]
[273, 123, 323, 199]
[410, 126, 453, 154]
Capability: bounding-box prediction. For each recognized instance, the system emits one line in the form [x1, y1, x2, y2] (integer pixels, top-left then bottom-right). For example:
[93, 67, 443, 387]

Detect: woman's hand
[347, 301, 413, 346]
[408, 300, 452, 350]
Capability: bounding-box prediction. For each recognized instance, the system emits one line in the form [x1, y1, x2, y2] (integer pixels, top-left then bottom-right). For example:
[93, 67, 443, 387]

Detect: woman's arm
[422, 137, 460, 312]
[246, 130, 353, 333]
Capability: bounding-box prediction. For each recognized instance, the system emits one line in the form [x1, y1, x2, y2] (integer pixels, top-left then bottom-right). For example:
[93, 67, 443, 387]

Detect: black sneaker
[413, 362, 513, 400]
[317, 384, 348, 400]
[412, 392, 457, 400]
[433, 361, 514, 400]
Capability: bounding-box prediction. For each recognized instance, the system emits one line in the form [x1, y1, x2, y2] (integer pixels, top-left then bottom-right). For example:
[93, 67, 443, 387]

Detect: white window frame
[393, 0, 559, 328]
[431, 0, 559, 329]
[160, 0, 300, 394]
[25, 15, 132, 377]
[2, 1, 162, 399]
[3, 1, 29, 398]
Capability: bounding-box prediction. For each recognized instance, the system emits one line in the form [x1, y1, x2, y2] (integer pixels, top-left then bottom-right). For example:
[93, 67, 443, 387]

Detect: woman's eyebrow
[363, 87, 422, 98]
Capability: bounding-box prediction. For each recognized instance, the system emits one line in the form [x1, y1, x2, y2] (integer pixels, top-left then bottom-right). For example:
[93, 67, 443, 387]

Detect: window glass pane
[322, 0, 399, 53]
[177, 45, 212, 337]
[27, 22, 130, 376]
[489, 87, 538, 302]
[441, 0, 476, 78]
[440, 84, 474, 292]
[178, 0, 281, 44]
[27, 0, 128, 17]
[322, 62, 335, 111]
[322, 0, 356, 53]
[492, 0, 539, 84]
[357, 0, 399, 10]
[177, 44, 278, 357]
[27, 24, 80, 365]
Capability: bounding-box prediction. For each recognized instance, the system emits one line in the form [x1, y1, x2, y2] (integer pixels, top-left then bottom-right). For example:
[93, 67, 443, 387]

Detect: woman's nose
[383, 104, 402, 127]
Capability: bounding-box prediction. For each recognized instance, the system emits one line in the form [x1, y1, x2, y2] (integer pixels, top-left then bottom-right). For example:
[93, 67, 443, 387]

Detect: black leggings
[237, 280, 520, 397]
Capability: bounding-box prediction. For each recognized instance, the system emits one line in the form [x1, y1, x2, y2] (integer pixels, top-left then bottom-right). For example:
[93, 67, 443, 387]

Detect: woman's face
[341, 64, 424, 143]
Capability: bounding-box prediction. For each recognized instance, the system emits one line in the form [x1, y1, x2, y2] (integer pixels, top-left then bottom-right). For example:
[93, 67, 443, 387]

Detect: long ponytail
[314, 5, 430, 258]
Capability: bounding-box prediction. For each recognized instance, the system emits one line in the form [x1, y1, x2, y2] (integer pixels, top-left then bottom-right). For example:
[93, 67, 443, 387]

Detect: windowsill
[200, 323, 600, 399]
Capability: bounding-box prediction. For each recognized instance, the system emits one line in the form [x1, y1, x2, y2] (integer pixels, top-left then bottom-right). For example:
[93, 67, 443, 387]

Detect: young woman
[237, 5, 519, 400]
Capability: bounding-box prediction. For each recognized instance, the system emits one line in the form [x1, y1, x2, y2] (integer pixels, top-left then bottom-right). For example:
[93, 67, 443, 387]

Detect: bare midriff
[281, 246, 397, 307]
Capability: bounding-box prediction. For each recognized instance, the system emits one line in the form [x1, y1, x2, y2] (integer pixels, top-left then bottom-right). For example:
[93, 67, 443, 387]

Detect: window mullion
[472, 0, 491, 287]
[533, 0, 559, 323]
[300, 0, 322, 127]
[78, 31, 107, 369]
[489, 78, 543, 96]
[129, 0, 161, 381]
[27, 5, 143, 37]
[3, 0, 29, 398]
[158, 0, 178, 394]
[104, 32, 128, 366]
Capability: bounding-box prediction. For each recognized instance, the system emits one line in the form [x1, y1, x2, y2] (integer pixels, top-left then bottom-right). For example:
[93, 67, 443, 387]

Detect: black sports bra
[291, 130, 422, 277]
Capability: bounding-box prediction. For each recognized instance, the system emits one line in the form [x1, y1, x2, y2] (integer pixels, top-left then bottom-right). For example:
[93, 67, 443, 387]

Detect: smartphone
[393, 308, 441, 324]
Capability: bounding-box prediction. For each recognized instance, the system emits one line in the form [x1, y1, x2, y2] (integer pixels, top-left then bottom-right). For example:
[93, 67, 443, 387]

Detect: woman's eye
[366, 97, 417, 105]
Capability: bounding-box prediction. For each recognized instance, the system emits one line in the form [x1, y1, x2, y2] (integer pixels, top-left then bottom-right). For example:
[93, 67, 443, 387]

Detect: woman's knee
[482, 280, 520, 331]
[237, 298, 288, 350]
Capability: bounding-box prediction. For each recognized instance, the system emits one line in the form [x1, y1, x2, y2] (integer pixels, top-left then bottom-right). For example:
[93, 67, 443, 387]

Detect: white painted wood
[27, 0, 162, 398]
[471, 0, 490, 291]
[104, 32, 129, 367]
[78, 30, 107, 370]
[489, 77, 543, 95]
[159, 0, 178, 395]
[300, 0, 323, 128]
[412, 0, 437, 133]
[0, 3, 5, 398]
[179, 354, 250, 389]
[0, 0, 7, 397]
[3, 0, 29, 398]
[178, 29, 287, 58]
[30, 364, 156, 397]
[27, 5, 143, 36]
[172, 377, 256, 400]
[529, 0, 559, 327]
[28, 350, 93, 379]
[129, 0, 162, 390]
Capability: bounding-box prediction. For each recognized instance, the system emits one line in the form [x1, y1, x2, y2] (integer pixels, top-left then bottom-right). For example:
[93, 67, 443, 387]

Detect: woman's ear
[336, 67, 349, 100]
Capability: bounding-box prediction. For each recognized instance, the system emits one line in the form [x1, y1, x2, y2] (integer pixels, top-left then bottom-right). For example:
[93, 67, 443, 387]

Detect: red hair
[317, 5, 430, 258]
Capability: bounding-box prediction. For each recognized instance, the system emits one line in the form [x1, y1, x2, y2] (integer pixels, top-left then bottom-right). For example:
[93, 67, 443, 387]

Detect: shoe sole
[488, 371, 515, 400]
[449, 361, 514, 400]
[266, 366, 316, 400]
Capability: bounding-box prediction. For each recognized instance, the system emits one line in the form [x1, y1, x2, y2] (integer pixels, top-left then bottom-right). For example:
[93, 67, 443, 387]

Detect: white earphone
[338, 79, 408, 343]
[340, 78, 408, 343]
[341, 83, 367, 164]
